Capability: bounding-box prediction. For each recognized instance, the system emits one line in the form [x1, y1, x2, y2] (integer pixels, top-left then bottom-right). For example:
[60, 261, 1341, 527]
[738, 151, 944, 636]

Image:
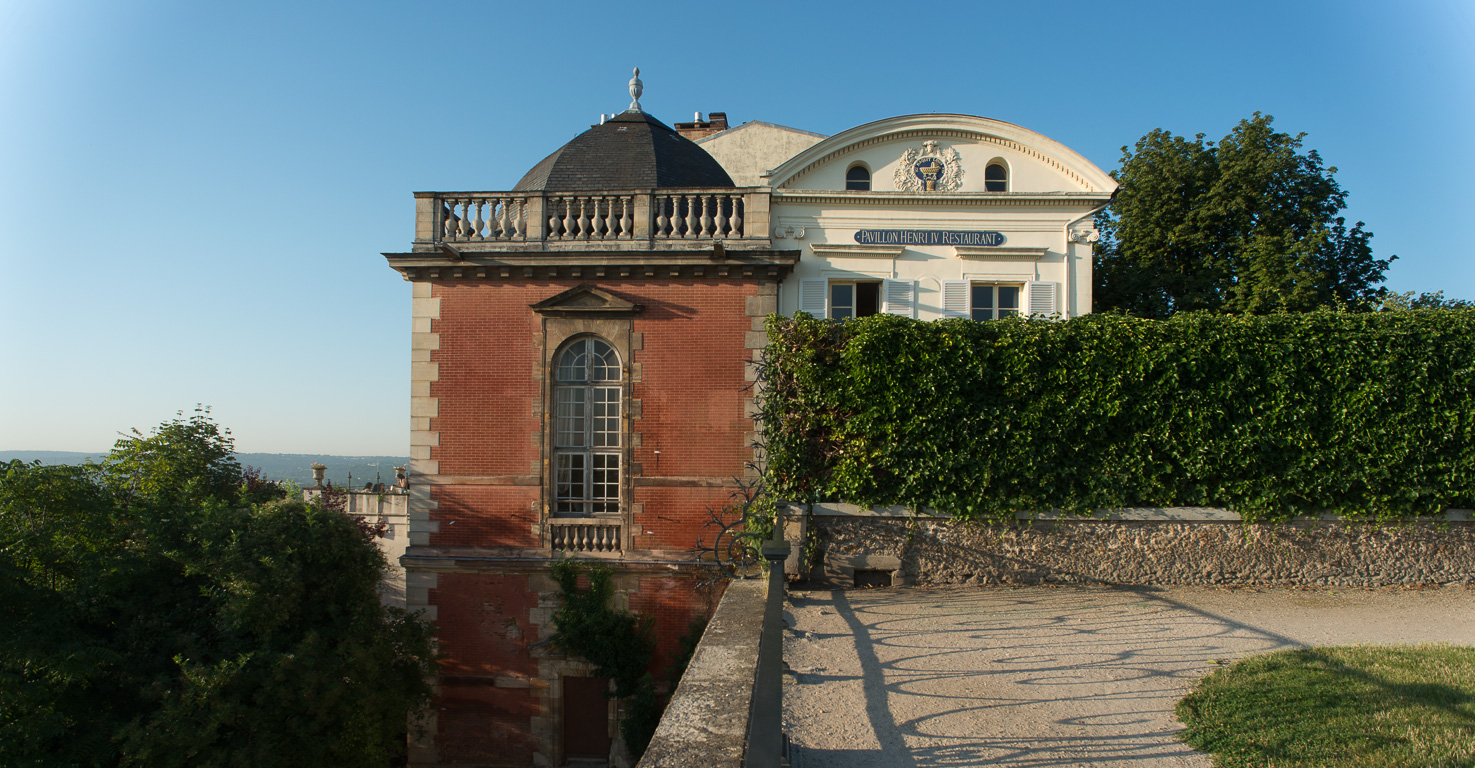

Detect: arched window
[553, 337, 621, 516]
[985, 162, 1008, 192]
[845, 164, 871, 191]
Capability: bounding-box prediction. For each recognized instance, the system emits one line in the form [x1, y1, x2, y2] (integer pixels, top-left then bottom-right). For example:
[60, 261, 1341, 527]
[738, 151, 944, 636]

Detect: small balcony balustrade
[549, 518, 622, 553]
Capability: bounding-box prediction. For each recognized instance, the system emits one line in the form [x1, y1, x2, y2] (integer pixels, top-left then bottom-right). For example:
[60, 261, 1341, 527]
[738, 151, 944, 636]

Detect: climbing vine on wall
[760, 310, 1475, 523]
[548, 560, 660, 759]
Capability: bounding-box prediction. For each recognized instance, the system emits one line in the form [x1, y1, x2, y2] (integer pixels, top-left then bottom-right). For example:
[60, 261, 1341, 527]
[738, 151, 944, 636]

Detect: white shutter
[882, 279, 915, 317]
[798, 278, 828, 317]
[942, 280, 970, 318]
[1027, 281, 1059, 317]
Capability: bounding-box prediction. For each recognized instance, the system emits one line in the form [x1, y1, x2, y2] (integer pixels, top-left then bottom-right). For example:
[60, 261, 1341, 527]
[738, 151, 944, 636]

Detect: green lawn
[1177, 645, 1475, 768]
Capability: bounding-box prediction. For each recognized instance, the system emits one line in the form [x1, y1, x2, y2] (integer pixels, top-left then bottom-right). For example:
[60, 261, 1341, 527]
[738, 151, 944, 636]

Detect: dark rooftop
[514, 110, 736, 192]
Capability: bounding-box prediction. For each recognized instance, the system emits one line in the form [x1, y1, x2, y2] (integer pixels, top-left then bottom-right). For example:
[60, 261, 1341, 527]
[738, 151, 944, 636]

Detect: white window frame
[828, 280, 875, 320]
[942, 280, 1059, 319]
[798, 277, 916, 319]
[969, 283, 1023, 321]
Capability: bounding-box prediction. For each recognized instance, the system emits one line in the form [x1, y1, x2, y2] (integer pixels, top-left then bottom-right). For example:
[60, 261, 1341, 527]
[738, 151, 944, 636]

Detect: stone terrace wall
[802, 509, 1475, 589]
[638, 579, 767, 768]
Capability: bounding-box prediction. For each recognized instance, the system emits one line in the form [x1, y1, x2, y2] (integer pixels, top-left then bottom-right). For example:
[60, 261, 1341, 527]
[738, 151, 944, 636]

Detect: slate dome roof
[514, 110, 735, 192]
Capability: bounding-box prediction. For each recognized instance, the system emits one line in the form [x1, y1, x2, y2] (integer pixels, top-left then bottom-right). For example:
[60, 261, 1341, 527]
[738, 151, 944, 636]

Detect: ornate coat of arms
[893, 140, 964, 192]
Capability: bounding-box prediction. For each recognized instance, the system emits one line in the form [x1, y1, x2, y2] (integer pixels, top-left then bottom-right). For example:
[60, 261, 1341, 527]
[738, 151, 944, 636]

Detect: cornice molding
[955, 246, 1048, 260]
[809, 243, 904, 259]
[770, 190, 1111, 208]
[384, 250, 800, 283]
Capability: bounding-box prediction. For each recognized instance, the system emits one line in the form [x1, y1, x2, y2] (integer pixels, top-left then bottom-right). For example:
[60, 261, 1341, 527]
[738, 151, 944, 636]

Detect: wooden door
[562, 676, 611, 762]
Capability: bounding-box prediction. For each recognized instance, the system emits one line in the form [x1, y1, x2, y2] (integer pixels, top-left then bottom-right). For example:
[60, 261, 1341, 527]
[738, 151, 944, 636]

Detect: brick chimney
[674, 111, 729, 140]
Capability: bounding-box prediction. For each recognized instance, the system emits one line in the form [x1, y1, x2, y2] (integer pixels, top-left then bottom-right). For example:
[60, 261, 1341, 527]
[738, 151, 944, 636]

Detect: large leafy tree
[1095, 113, 1394, 317]
[0, 410, 437, 768]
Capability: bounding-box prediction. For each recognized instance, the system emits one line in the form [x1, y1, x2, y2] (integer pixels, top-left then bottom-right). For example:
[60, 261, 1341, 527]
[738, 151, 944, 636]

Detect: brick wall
[426, 278, 760, 551]
[628, 575, 723, 674]
[631, 282, 754, 480]
[414, 277, 765, 766]
[631, 486, 738, 553]
[430, 573, 542, 764]
[429, 282, 542, 477]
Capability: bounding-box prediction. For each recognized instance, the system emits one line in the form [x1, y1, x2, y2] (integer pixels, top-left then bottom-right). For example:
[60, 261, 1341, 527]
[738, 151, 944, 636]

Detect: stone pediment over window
[530, 285, 644, 317]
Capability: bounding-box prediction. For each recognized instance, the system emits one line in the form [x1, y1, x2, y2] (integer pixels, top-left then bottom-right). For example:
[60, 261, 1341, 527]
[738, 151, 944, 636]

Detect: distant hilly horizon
[0, 451, 411, 490]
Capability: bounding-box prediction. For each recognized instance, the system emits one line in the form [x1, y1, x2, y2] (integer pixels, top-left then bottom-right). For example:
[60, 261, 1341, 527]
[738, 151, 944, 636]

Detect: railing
[417, 189, 768, 246]
[549, 519, 621, 553]
[651, 193, 743, 239]
[746, 533, 792, 768]
[438, 195, 528, 242]
[545, 195, 638, 241]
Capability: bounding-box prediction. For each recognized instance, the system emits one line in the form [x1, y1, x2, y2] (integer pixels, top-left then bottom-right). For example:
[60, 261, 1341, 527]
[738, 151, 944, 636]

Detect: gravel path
[782, 584, 1475, 768]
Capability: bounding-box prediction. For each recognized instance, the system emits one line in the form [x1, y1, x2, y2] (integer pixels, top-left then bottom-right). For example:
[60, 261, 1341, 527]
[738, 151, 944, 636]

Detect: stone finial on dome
[628, 67, 643, 112]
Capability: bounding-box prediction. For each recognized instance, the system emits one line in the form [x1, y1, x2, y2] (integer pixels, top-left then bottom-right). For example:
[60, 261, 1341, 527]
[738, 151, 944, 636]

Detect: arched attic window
[845, 164, 871, 191]
[985, 161, 1008, 192]
[553, 337, 621, 516]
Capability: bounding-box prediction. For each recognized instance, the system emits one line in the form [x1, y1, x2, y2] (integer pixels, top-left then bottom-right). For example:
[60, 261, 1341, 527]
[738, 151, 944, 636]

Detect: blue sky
[2, 0, 1471, 456]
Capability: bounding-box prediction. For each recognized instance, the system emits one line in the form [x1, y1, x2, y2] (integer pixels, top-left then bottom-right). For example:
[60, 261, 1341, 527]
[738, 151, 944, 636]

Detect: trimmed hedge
[760, 310, 1475, 523]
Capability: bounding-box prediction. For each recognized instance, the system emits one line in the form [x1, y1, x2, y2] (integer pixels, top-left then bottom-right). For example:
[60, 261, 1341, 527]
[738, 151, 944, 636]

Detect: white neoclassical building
[696, 113, 1117, 321]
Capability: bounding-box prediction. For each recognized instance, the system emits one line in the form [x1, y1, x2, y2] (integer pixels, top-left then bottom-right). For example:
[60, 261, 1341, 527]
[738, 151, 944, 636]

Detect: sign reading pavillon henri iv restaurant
[854, 230, 1005, 246]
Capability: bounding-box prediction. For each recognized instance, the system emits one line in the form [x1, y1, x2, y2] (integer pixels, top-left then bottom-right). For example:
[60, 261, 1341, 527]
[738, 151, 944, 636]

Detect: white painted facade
[705, 114, 1117, 320]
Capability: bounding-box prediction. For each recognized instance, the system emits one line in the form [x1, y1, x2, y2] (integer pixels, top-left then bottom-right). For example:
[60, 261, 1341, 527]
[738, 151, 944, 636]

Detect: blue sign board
[854, 230, 1005, 247]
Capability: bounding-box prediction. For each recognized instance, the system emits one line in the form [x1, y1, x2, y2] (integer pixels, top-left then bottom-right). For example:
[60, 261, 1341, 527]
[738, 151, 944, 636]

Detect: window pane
[830, 283, 854, 320]
[971, 285, 994, 321]
[591, 387, 620, 447]
[555, 388, 586, 447]
[591, 454, 619, 513]
[856, 282, 880, 317]
[999, 286, 1020, 317]
[552, 337, 623, 515]
[985, 163, 1007, 192]
[845, 166, 871, 191]
[556, 453, 585, 513]
[588, 339, 620, 382]
[556, 344, 587, 382]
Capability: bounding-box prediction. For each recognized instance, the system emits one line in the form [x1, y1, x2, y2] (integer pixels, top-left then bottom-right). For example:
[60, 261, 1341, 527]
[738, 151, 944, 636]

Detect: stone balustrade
[549, 519, 622, 553]
[438, 195, 529, 242]
[415, 188, 769, 247]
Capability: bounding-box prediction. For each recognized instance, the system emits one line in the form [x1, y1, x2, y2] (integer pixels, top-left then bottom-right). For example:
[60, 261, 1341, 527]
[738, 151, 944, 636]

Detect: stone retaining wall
[804, 511, 1475, 588]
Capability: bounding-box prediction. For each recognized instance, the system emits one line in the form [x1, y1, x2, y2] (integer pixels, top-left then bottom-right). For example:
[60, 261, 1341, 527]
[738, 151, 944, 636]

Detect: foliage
[761, 311, 1475, 524]
[695, 476, 778, 579]
[97, 406, 245, 507]
[1381, 290, 1474, 311]
[1095, 113, 1394, 317]
[1176, 644, 1475, 767]
[547, 559, 659, 759]
[0, 412, 438, 768]
[239, 465, 291, 505]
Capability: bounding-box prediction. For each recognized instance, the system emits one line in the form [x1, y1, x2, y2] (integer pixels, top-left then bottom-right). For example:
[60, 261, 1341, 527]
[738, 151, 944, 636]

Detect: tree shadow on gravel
[787, 585, 1309, 767]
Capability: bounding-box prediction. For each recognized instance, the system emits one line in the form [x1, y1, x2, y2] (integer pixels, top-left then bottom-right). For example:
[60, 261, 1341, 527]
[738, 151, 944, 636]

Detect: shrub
[761, 309, 1475, 523]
